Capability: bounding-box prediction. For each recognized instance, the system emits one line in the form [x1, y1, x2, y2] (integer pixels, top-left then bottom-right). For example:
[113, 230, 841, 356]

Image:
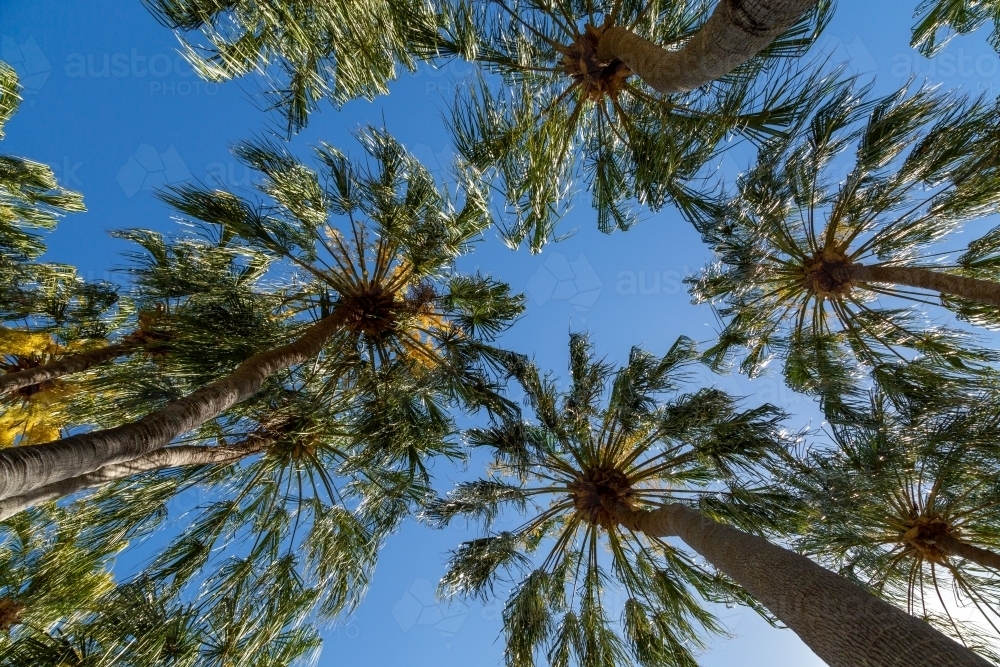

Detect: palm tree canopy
[689, 79, 1000, 407]
[425, 333, 798, 667]
[1, 577, 322, 667]
[786, 390, 1000, 660]
[434, 0, 832, 250]
[157, 128, 524, 417]
[0, 504, 125, 648]
[142, 0, 444, 134]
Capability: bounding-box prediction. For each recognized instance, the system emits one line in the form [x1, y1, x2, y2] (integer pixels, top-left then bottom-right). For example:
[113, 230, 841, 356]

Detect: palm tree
[910, 0, 1000, 57]
[432, 334, 760, 663]
[433, 0, 831, 250]
[142, 0, 443, 135]
[0, 62, 85, 268]
[689, 80, 1000, 404]
[427, 333, 992, 667]
[788, 391, 1000, 660]
[0, 129, 521, 515]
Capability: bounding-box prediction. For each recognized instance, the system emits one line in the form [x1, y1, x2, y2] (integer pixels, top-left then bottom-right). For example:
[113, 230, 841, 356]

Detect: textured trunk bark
[0, 310, 347, 502]
[936, 534, 1000, 571]
[612, 503, 990, 667]
[0, 340, 141, 396]
[849, 264, 1000, 308]
[596, 0, 818, 94]
[0, 435, 270, 521]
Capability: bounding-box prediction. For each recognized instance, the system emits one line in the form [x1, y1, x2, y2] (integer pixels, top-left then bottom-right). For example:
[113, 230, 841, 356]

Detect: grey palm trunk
[934, 534, 1000, 571]
[848, 264, 1000, 308]
[0, 309, 348, 503]
[611, 502, 992, 667]
[596, 0, 819, 94]
[0, 339, 142, 396]
[0, 436, 270, 521]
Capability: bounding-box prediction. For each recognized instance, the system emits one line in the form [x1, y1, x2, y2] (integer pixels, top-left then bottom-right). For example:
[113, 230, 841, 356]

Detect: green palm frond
[143, 0, 444, 134]
[0, 61, 85, 265]
[911, 0, 1000, 56]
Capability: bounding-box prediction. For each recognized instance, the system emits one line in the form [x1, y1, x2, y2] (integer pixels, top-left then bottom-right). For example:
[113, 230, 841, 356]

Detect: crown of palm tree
[142, 0, 443, 135]
[158, 128, 524, 415]
[788, 391, 1000, 660]
[689, 80, 1000, 404]
[434, 0, 831, 250]
[425, 334, 797, 667]
[911, 0, 1000, 57]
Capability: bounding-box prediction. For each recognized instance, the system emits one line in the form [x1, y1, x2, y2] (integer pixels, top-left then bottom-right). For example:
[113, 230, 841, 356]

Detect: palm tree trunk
[611, 502, 991, 667]
[596, 0, 818, 95]
[936, 534, 1000, 571]
[0, 435, 270, 522]
[849, 264, 1000, 308]
[0, 309, 347, 502]
[0, 339, 141, 396]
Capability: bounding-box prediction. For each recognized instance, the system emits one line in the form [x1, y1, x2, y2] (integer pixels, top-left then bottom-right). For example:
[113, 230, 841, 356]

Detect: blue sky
[2, 1, 1000, 665]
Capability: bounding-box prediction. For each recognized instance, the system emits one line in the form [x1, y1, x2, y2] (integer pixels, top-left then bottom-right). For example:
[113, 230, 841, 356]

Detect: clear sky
[2, 1, 999, 665]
